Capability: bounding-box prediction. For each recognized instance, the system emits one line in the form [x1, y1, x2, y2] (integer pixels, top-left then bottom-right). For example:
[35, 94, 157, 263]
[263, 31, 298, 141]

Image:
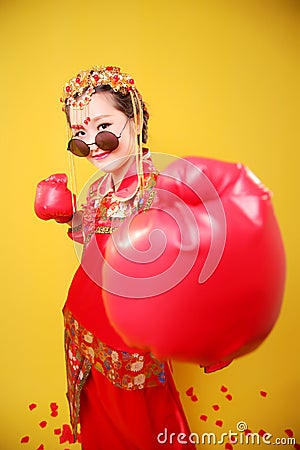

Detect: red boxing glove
[34, 173, 75, 223]
[101, 157, 286, 368]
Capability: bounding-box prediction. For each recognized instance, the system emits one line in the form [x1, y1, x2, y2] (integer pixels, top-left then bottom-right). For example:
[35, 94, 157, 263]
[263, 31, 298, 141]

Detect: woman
[35, 64, 285, 449]
[35, 65, 196, 450]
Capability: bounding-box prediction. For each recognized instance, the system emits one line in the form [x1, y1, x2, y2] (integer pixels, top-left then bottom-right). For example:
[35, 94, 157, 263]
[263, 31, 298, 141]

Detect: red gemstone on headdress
[75, 77, 81, 84]
[84, 120, 88, 125]
[93, 74, 100, 81]
[60, 97, 64, 103]
[113, 75, 119, 82]
[62, 107, 65, 112]
[66, 86, 71, 93]
[129, 79, 134, 85]
[106, 66, 113, 71]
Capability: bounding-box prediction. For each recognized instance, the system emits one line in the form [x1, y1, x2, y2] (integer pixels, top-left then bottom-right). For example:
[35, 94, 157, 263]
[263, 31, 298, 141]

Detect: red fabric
[66, 262, 143, 353]
[66, 264, 195, 449]
[64, 156, 195, 448]
[80, 365, 195, 450]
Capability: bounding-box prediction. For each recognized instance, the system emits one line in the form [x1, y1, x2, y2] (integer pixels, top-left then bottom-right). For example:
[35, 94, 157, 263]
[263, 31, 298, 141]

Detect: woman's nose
[89, 143, 100, 154]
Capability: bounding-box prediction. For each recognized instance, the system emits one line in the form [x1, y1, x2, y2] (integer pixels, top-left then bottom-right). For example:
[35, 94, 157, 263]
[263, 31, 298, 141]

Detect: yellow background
[0, 0, 299, 448]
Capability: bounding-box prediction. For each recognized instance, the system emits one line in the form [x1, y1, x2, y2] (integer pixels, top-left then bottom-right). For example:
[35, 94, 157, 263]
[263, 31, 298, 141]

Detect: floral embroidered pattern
[63, 307, 165, 439]
[82, 170, 158, 247]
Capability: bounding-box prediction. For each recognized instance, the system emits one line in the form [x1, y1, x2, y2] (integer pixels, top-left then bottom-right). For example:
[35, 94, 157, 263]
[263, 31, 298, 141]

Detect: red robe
[64, 155, 196, 449]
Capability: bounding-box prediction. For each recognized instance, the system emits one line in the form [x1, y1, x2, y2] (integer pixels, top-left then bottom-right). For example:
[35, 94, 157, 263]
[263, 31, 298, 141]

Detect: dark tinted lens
[95, 131, 119, 151]
[68, 139, 90, 157]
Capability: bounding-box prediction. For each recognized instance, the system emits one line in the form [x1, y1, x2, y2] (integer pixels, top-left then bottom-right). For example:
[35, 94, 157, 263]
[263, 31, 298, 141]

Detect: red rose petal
[36, 445, 44, 450]
[285, 429, 294, 438]
[191, 395, 198, 402]
[50, 402, 58, 411]
[51, 411, 58, 417]
[39, 421, 47, 429]
[216, 420, 223, 427]
[260, 390, 267, 397]
[20, 436, 30, 443]
[225, 394, 232, 401]
[29, 403, 37, 411]
[212, 404, 220, 411]
[59, 424, 75, 444]
[186, 387, 194, 396]
[200, 414, 208, 421]
[225, 444, 233, 450]
[220, 385, 228, 393]
[294, 444, 300, 450]
[54, 428, 61, 435]
[258, 429, 267, 437]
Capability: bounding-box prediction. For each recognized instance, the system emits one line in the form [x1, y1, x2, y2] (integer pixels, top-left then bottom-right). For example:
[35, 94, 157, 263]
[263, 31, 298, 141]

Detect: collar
[97, 148, 156, 200]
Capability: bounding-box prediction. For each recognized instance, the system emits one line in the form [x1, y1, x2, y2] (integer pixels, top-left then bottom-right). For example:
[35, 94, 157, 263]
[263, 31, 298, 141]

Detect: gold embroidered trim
[64, 306, 166, 440]
[68, 224, 82, 234]
[144, 189, 156, 210]
[94, 225, 118, 234]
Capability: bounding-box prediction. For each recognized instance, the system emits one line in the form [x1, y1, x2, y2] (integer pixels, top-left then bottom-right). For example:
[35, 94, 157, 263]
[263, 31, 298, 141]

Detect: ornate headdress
[60, 65, 136, 111]
[61, 65, 146, 204]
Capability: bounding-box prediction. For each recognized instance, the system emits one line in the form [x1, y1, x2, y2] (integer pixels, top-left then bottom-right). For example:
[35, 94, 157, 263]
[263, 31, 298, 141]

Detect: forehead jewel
[60, 65, 136, 111]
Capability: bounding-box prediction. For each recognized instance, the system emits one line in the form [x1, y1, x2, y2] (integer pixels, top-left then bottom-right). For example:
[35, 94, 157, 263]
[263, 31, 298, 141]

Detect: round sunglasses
[67, 119, 129, 157]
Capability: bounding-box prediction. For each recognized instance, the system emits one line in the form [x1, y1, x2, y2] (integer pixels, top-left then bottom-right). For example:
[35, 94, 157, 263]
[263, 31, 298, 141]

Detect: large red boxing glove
[34, 173, 75, 223]
[101, 156, 286, 368]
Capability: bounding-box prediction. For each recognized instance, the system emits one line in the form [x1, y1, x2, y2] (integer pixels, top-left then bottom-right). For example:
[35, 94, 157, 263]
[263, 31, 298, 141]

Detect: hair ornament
[60, 65, 136, 111]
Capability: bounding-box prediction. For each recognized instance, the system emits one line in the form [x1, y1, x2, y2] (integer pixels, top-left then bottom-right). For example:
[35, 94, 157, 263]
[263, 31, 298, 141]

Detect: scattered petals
[186, 387, 194, 396]
[200, 414, 208, 421]
[225, 394, 232, 401]
[225, 444, 233, 450]
[191, 395, 198, 402]
[244, 429, 252, 435]
[50, 402, 59, 417]
[212, 404, 220, 411]
[216, 420, 223, 427]
[54, 428, 61, 435]
[20, 436, 30, 443]
[258, 429, 267, 437]
[59, 424, 75, 444]
[36, 445, 44, 450]
[29, 403, 37, 411]
[39, 421, 47, 428]
[260, 390, 267, 397]
[294, 444, 300, 449]
[285, 429, 294, 437]
[220, 385, 228, 393]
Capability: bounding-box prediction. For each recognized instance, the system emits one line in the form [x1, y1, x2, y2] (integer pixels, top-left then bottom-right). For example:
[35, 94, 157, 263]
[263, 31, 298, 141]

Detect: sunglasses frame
[67, 118, 129, 157]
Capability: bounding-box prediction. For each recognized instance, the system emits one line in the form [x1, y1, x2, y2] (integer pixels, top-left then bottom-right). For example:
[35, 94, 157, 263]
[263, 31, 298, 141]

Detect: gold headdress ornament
[60, 65, 136, 111]
[61, 65, 145, 206]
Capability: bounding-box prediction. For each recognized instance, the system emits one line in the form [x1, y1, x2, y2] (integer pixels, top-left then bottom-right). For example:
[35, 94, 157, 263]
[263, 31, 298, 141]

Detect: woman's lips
[92, 151, 111, 160]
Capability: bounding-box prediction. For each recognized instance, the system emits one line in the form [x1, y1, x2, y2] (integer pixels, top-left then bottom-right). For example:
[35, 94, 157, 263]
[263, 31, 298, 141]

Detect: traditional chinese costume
[64, 153, 196, 450]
